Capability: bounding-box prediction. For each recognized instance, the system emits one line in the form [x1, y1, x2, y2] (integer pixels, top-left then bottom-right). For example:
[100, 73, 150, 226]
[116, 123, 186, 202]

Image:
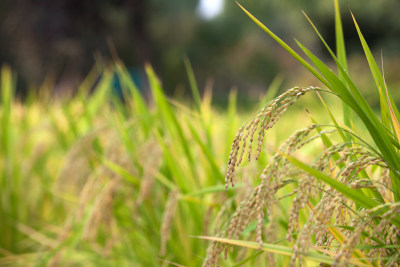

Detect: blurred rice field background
[0, 60, 341, 266]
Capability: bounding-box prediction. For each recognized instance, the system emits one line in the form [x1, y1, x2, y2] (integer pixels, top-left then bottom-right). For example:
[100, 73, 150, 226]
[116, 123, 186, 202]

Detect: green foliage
[1, 58, 303, 266]
[203, 0, 400, 265]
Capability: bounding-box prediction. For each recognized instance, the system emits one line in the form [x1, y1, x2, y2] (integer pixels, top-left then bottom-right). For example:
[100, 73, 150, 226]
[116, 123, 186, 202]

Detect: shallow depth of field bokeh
[1, 1, 400, 266]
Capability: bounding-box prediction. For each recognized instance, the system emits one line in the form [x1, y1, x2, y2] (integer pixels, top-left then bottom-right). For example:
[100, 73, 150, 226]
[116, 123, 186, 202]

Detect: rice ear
[225, 87, 316, 190]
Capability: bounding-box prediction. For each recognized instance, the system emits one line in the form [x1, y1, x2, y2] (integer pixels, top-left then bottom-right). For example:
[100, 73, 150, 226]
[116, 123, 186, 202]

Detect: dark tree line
[0, 0, 151, 94]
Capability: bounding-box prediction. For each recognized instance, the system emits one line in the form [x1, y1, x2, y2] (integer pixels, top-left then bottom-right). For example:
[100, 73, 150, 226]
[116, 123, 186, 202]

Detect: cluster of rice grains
[204, 87, 400, 266]
[225, 86, 315, 190]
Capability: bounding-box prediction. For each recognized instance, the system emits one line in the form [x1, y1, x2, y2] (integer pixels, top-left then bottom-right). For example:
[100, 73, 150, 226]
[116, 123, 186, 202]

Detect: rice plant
[202, 0, 400, 266]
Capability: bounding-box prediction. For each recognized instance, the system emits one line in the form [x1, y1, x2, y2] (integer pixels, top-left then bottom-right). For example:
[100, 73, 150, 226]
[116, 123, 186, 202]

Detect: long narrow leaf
[184, 58, 202, 113]
[333, 0, 354, 133]
[196, 236, 371, 266]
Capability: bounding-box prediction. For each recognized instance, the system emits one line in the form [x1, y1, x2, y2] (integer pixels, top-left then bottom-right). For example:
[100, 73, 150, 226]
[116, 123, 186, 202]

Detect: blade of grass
[1, 65, 13, 160]
[381, 60, 400, 145]
[378, 86, 393, 132]
[334, 0, 347, 73]
[184, 57, 202, 113]
[333, 0, 354, 136]
[351, 12, 384, 93]
[183, 58, 214, 155]
[146, 64, 195, 167]
[351, 13, 400, 147]
[185, 117, 224, 183]
[195, 236, 371, 266]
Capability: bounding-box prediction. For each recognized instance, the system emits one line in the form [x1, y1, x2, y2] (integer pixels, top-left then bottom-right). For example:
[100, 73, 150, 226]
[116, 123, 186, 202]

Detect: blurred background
[1, 0, 400, 104]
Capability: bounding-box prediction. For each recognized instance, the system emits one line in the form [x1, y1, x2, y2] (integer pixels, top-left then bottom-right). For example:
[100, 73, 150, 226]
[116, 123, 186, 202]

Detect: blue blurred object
[111, 67, 144, 101]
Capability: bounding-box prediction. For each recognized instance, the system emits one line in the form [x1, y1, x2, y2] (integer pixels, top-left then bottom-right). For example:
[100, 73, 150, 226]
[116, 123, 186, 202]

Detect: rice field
[2, 0, 400, 266]
[0, 60, 320, 266]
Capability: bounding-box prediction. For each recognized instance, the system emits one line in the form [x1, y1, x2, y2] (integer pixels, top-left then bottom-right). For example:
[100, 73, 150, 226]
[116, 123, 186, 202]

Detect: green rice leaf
[195, 236, 371, 266]
[1, 65, 13, 158]
[146, 64, 194, 166]
[333, 0, 353, 133]
[184, 58, 202, 113]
